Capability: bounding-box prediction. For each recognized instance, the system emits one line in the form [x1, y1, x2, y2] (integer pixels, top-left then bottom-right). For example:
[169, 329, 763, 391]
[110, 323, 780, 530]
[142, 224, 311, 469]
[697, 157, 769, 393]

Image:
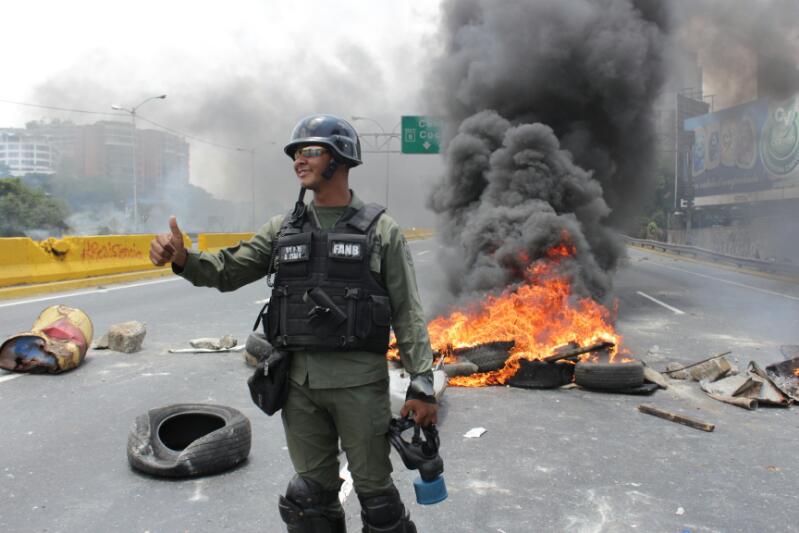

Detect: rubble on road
[92, 334, 109, 350]
[106, 321, 147, 353]
[699, 360, 791, 409]
[663, 351, 734, 382]
[641, 364, 670, 389]
[665, 362, 689, 380]
[189, 335, 237, 351]
[765, 356, 799, 401]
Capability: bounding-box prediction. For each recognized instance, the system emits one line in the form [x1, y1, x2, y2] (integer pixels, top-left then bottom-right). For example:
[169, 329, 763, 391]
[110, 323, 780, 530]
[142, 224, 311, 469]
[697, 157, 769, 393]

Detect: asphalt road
[1, 240, 798, 533]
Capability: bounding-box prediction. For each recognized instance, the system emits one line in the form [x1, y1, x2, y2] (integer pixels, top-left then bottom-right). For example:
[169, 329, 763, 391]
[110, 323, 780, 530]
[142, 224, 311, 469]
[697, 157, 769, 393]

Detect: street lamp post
[351, 116, 400, 210]
[111, 94, 167, 232]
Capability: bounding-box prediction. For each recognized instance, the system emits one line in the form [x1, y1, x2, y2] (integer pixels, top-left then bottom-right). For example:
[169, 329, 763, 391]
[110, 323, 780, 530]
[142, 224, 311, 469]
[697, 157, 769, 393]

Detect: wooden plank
[542, 341, 615, 363]
[637, 403, 715, 432]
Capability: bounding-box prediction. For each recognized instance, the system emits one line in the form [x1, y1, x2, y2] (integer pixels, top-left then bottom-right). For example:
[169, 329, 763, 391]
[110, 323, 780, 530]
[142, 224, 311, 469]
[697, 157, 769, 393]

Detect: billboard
[683, 96, 799, 198]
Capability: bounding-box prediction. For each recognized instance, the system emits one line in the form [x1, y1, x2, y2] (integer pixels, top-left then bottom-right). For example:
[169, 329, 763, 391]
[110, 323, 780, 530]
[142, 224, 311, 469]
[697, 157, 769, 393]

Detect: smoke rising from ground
[427, 0, 669, 308]
[675, 0, 799, 108]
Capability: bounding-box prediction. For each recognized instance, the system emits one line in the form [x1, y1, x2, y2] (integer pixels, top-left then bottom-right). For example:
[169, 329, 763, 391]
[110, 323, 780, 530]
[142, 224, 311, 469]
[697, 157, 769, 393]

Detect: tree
[0, 178, 71, 237]
[49, 174, 129, 209]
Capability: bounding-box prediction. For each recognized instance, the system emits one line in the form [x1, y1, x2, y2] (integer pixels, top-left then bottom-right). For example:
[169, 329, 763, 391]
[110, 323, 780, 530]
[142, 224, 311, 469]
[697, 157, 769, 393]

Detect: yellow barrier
[198, 233, 255, 252]
[402, 228, 434, 241]
[0, 234, 191, 289]
[0, 228, 433, 293]
[196, 229, 434, 251]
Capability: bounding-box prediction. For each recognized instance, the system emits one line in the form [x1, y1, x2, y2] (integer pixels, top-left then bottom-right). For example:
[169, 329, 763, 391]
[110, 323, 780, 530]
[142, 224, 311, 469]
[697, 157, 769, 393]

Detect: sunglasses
[294, 146, 328, 159]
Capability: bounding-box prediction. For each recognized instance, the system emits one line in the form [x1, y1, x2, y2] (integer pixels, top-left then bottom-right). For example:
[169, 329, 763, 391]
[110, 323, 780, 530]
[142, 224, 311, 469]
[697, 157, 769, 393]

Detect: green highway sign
[401, 115, 441, 154]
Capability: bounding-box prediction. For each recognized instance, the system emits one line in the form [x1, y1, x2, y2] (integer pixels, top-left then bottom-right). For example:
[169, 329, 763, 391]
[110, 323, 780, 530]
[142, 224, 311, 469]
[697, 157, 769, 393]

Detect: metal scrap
[700, 361, 791, 409]
[765, 356, 799, 401]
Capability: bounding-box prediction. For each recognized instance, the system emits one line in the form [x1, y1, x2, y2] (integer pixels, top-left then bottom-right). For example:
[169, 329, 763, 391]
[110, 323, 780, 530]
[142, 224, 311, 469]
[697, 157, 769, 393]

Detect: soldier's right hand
[149, 215, 187, 268]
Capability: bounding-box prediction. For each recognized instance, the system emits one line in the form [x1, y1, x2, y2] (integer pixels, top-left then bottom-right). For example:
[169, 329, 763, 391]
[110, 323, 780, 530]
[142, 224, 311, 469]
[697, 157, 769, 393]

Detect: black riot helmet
[284, 114, 363, 168]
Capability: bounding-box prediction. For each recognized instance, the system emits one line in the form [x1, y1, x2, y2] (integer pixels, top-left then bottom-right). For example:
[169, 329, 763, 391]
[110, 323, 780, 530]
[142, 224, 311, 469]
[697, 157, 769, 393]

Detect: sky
[0, 0, 446, 228]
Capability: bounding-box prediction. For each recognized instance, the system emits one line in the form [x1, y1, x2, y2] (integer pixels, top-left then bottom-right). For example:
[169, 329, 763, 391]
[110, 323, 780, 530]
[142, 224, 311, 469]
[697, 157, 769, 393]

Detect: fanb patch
[330, 241, 363, 260]
[280, 244, 309, 262]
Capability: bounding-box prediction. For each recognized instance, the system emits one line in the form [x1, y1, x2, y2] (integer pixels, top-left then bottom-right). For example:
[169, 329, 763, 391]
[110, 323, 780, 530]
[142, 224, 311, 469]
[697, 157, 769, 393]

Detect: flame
[388, 235, 623, 386]
[794, 368, 799, 377]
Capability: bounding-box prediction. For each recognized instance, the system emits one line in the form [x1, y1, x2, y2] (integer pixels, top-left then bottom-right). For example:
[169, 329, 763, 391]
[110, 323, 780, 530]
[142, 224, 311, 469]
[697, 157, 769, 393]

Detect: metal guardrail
[623, 236, 799, 278]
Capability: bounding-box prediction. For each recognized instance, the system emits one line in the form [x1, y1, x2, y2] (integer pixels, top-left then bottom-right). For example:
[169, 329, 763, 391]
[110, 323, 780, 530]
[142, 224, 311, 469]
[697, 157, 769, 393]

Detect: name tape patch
[280, 244, 309, 262]
[330, 241, 363, 260]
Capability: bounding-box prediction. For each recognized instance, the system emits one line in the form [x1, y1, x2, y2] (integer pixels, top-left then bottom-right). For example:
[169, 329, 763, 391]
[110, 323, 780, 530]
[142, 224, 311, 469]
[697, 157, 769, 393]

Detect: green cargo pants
[281, 377, 395, 497]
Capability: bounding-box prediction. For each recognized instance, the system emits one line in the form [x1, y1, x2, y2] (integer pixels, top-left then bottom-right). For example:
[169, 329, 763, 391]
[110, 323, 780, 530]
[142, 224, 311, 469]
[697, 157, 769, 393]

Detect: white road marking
[254, 298, 270, 304]
[650, 262, 799, 302]
[416, 250, 430, 256]
[0, 373, 23, 384]
[338, 461, 354, 504]
[636, 291, 685, 315]
[0, 277, 181, 309]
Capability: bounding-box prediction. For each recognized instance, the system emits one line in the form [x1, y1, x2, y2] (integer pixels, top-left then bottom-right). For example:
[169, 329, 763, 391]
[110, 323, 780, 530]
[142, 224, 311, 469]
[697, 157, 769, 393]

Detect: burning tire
[244, 332, 273, 367]
[457, 341, 514, 373]
[574, 360, 644, 391]
[127, 404, 251, 478]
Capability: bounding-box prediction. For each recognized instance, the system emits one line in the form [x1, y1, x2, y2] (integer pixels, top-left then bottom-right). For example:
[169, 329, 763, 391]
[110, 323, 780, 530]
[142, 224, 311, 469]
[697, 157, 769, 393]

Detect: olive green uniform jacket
[175, 190, 434, 386]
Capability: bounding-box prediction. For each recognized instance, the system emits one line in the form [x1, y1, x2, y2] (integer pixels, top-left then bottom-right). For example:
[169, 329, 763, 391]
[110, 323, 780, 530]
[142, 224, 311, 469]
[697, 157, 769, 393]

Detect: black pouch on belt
[247, 349, 291, 416]
[248, 302, 291, 415]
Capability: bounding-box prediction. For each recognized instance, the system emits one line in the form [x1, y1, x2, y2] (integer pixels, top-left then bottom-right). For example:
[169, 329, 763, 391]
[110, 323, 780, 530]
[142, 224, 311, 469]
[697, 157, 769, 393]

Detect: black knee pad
[285, 475, 341, 509]
[359, 487, 416, 533]
[279, 475, 345, 533]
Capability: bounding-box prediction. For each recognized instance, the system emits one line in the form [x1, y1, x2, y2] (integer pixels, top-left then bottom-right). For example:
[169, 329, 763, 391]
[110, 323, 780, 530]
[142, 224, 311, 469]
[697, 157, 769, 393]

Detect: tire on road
[244, 332, 273, 368]
[127, 403, 251, 478]
[574, 360, 644, 391]
[458, 341, 513, 373]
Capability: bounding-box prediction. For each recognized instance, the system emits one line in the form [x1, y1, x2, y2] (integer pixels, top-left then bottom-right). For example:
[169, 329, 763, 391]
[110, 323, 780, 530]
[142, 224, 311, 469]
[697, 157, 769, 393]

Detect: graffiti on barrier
[81, 241, 144, 261]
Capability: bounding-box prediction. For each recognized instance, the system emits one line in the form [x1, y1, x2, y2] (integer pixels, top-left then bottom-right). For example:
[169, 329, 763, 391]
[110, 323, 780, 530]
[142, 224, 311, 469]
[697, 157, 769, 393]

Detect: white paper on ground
[463, 427, 487, 438]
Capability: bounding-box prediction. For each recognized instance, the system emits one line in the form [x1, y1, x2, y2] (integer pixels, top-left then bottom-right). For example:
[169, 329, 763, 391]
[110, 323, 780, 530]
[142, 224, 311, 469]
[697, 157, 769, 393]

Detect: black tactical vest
[264, 203, 391, 354]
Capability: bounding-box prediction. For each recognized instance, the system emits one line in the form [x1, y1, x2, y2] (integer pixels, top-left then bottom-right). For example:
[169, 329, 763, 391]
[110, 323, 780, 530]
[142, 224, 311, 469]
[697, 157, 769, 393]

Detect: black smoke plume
[427, 0, 670, 308]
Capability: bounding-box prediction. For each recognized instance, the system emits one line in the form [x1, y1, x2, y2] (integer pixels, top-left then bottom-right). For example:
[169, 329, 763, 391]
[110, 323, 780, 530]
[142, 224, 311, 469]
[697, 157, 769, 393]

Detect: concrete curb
[0, 268, 175, 301]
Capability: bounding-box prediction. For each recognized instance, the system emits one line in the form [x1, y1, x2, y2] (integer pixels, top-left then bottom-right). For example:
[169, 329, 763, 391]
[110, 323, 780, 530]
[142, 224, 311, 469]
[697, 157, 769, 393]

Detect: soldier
[149, 114, 437, 533]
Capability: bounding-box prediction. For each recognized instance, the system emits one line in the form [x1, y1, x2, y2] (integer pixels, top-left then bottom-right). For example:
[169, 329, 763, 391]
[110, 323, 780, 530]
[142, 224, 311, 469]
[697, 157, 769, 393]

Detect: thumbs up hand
[149, 215, 187, 267]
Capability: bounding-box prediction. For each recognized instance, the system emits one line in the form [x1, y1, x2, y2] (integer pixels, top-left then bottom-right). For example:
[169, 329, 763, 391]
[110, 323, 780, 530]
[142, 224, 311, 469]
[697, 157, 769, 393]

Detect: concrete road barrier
[0, 234, 191, 289]
[0, 228, 433, 298]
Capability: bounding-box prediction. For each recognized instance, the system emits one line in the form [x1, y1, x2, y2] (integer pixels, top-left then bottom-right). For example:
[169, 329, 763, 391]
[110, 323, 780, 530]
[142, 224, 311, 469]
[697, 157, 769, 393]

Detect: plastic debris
[463, 427, 487, 438]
